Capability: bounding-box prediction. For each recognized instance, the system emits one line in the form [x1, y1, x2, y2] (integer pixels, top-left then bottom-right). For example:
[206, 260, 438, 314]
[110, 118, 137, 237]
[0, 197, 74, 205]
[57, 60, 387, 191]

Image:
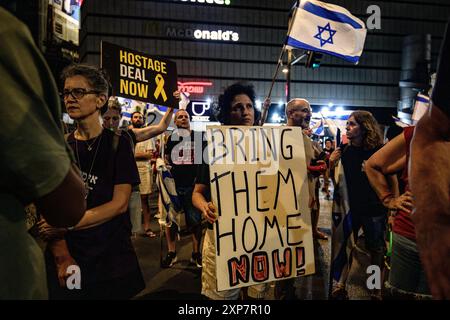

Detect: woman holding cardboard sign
[192, 82, 270, 300]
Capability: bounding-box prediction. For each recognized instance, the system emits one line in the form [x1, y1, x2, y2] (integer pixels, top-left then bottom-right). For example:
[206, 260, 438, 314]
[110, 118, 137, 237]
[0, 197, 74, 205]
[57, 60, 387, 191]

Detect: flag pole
[259, 48, 285, 126]
[260, 1, 299, 126]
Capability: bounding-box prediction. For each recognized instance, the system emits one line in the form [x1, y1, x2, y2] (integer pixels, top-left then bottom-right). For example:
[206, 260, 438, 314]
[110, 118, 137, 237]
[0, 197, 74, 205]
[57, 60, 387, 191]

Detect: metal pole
[260, 2, 299, 126]
[286, 49, 292, 103]
[259, 48, 285, 126]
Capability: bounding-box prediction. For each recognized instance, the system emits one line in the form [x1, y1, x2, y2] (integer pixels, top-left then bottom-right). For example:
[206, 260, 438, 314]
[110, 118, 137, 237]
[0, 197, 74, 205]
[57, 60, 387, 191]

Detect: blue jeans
[387, 233, 431, 296]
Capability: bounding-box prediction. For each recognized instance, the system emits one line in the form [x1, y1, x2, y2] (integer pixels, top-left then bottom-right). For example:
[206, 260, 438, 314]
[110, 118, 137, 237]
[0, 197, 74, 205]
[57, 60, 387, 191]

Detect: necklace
[75, 130, 101, 151]
[75, 132, 103, 200]
[85, 135, 100, 151]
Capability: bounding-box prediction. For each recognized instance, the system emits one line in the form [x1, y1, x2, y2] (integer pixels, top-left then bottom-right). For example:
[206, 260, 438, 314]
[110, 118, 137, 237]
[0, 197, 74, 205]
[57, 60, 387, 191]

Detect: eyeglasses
[62, 88, 100, 99]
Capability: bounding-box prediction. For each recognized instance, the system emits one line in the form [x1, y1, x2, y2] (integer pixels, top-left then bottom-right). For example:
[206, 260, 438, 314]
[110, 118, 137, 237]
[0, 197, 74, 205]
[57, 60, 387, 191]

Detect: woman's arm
[132, 91, 179, 142]
[48, 239, 77, 287]
[73, 184, 132, 230]
[133, 107, 174, 142]
[135, 149, 153, 161]
[192, 183, 217, 224]
[366, 133, 411, 211]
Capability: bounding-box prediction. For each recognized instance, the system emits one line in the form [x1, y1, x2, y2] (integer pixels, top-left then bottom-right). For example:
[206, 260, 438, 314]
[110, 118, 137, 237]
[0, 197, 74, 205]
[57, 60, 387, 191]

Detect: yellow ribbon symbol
[154, 74, 167, 102]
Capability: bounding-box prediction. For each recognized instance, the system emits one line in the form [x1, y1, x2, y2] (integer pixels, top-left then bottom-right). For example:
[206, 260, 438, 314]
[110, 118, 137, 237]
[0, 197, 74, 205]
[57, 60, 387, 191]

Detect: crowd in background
[2, 7, 449, 300]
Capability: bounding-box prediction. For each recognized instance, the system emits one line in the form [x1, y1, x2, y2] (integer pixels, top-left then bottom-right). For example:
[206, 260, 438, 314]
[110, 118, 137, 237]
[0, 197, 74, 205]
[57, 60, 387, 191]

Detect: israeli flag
[156, 158, 182, 233]
[330, 162, 355, 291]
[310, 118, 325, 136]
[287, 0, 367, 64]
[412, 93, 430, 123]
[119, 97, 134, 121]
[392, 116, 411, 128]
[323, 115, 350, 138]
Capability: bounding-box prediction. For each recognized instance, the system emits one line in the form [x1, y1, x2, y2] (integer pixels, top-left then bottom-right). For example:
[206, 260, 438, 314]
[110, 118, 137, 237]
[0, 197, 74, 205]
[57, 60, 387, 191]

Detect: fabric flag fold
[330, 162, 355, 291]
[311, 118, 324, 136]
[412, 93, 430, 123]
[323, 114, 349, 139]
[286, 0, 367, 64]
[392, 116, 410, 128]
[156, 158, 182, 236]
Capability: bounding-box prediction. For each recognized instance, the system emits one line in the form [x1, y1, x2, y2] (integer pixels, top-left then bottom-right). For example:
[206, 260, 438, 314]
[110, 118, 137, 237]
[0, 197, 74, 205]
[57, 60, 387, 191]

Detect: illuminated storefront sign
[187, 101, 212, 122]
[177, 0, 231, 5]
[178, 81, 213, 94]
[166, 27, 239, 42]
[193, 29, 239, 41]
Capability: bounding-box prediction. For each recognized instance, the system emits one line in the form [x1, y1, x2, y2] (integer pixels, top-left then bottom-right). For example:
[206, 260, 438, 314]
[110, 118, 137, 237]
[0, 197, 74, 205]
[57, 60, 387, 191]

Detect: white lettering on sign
[167, 27, 239, 42]
[178, 0, 231, 5]
[194, 29, 239, 42]
[178, 81, 213, 94]
[191, 101, 211, 116]
[206, 126, 315, 291]
[192, 116, 210, 122]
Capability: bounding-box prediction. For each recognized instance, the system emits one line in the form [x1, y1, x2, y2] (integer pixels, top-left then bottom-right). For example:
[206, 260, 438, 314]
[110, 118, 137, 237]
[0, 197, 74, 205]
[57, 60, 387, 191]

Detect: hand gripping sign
[101, 41, 178, 108]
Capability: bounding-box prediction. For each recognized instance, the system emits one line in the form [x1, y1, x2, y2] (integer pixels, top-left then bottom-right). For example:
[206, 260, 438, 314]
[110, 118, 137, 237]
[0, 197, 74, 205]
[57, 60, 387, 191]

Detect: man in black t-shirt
[162, 109, 204, 268]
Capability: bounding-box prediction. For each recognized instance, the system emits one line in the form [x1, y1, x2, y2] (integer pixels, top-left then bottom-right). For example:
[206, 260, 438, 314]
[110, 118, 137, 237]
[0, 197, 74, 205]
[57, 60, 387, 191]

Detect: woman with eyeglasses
[40, 64, 175, 299]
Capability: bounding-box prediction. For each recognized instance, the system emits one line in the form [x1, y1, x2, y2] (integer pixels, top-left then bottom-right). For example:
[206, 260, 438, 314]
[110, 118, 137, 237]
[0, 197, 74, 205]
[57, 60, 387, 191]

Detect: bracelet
[66, 226, 76, 231]
[380, 192, 394, 204]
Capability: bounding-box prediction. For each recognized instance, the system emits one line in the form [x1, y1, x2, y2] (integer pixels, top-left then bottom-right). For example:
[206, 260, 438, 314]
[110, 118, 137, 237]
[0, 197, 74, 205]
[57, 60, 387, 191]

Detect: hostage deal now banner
[206, 126, 315, 291]
[101, 41, 178, 108]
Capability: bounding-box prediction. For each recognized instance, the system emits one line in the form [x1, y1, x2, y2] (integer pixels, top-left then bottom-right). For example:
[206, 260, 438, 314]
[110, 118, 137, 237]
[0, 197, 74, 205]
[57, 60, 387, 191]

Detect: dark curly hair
[61, 64, 111, 114]
[350, 110, 383, 150]
[217, 82, 260, 125]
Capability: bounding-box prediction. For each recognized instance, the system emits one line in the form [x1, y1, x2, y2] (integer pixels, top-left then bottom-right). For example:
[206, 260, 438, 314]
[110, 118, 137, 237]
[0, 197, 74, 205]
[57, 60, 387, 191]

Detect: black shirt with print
[65, 129, 142, 285]
[166, 130, 203, 187]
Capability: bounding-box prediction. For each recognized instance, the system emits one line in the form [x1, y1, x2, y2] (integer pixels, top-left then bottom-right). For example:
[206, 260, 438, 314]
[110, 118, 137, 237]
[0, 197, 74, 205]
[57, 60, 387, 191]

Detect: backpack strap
[106, 130, 122, 183]
[112, 130, 121, 154]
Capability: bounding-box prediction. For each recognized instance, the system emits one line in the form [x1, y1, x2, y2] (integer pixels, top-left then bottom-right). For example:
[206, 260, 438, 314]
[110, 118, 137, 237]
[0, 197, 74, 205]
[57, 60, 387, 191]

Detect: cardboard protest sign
[101, 41, 178, 108]
[206, 125, 315, 291]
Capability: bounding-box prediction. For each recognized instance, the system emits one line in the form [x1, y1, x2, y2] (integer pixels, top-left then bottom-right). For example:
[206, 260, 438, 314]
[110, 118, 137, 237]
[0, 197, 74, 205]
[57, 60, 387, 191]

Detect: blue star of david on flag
[314, 22, 337, 47]
[286, 0, 367, 63]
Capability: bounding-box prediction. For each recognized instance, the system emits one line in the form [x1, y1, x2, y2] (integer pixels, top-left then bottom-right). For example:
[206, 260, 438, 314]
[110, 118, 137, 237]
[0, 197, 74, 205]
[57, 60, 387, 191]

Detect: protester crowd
[2, 7, 449, 300]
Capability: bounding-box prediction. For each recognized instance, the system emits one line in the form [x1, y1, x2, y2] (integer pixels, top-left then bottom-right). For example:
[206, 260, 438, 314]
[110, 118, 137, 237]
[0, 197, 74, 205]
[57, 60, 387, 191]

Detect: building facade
[79, 0, 450, 122]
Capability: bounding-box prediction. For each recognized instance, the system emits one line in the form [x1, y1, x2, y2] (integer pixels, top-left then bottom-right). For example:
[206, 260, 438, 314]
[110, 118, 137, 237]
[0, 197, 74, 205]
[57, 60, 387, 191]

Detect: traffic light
[305, 51, 323, 69]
